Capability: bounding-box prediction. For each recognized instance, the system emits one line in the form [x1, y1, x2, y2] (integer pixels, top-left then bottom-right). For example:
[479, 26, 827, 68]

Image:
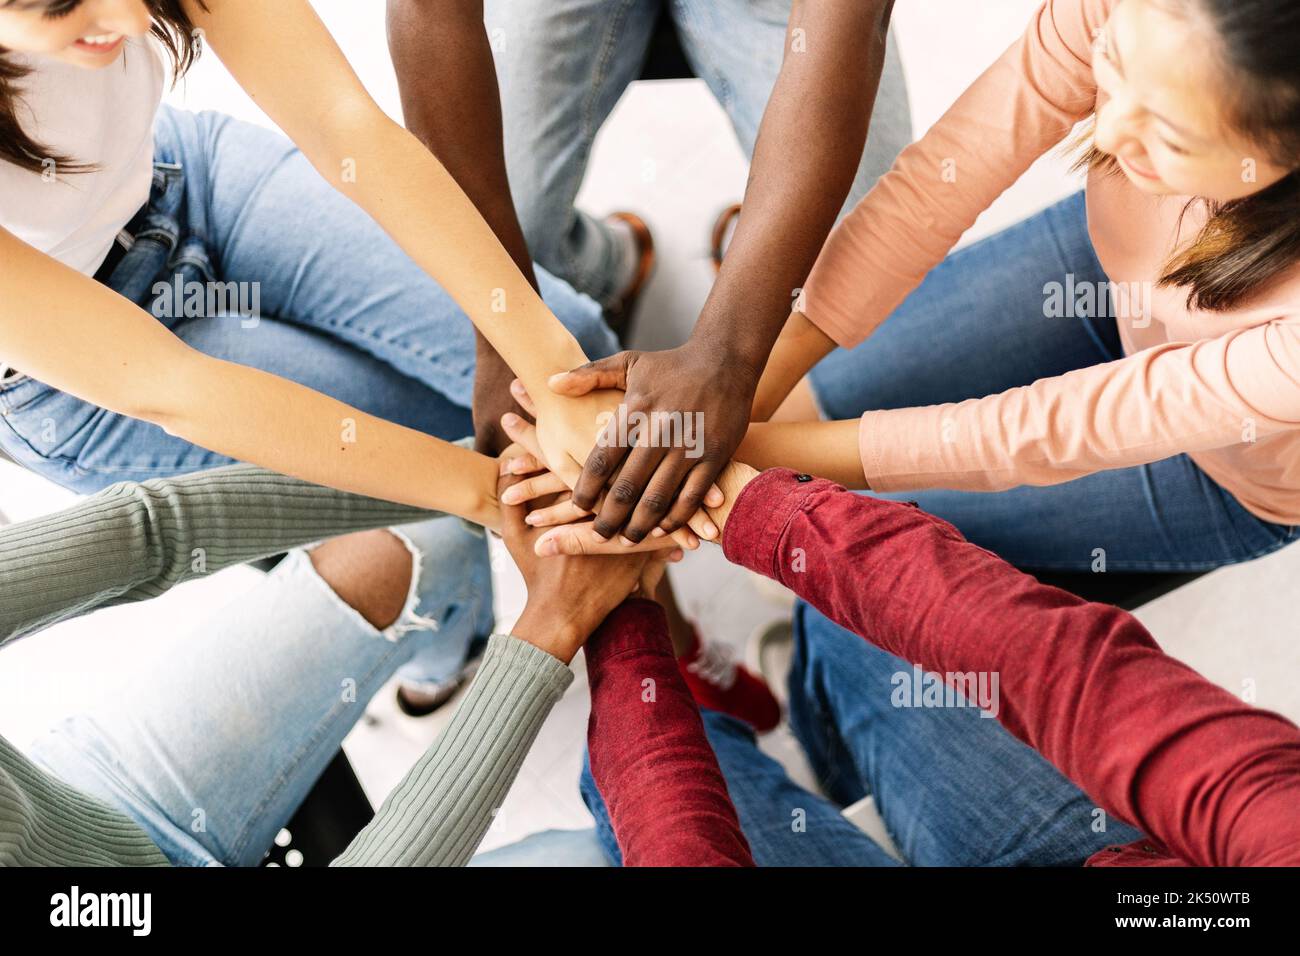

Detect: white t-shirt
[0, 36, 164, 276]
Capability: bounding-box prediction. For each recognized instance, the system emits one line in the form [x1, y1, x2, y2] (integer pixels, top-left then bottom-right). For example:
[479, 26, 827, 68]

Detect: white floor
[2, 2, 1298, 859]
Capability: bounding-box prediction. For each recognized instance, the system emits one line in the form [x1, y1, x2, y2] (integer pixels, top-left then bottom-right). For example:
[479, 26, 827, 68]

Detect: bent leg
[27, 516, 486, 867]
[787, 602, 1145, 866]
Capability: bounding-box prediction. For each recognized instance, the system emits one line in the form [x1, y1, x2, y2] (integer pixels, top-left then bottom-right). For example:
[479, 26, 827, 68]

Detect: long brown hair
[1075, 0, 1300, 312]
[0, 0, 205, 174]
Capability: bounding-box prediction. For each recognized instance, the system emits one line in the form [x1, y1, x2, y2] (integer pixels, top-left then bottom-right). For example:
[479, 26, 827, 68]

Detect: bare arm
[550, 0, 899, 541]
[190, 0, 587, 394]
[0, 229, 497, 522]
[387, 0, 538, 454]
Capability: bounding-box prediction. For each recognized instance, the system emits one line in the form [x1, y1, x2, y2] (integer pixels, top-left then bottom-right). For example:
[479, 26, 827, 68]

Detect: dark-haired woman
[0, 0, 630, 697]
[746, 0, 1300, 572]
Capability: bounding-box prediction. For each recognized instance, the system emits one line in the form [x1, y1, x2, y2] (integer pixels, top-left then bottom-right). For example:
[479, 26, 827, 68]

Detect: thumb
[547, 353, 635, 396]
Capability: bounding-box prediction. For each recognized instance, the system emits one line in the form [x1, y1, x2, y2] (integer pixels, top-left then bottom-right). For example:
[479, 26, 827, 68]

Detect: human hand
[509, 379, 720, 547]
[500, 414, 763, 558]
[546, 340, 755, 542]
[496, 426, 701, 557]
[500, 471, 679, 663]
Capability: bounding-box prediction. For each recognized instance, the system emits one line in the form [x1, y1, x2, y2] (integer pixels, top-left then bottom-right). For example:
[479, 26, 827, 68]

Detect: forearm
[388, 0, 537, 292]
[692, 0, 895, 372]
[332, 119, 585, 393]
[0, 465, 433, 645]
[585, 600, 754, 867]
[737, 419, 866, 488]
[387, 0, 539, 400]
[157, 352, 498, 522]
[751, 311, 837, 421]
[333, 634, 573, 866]
[723, 471, 1300, 866]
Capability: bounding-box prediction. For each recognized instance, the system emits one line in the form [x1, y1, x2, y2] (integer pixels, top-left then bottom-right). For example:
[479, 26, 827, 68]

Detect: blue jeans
[486, 0, 912, 306]
[807, 192, 1297, 571]
[27, 516, 481, 867]
[579, 601, 1146, 866]
[0, 105, 619, 685]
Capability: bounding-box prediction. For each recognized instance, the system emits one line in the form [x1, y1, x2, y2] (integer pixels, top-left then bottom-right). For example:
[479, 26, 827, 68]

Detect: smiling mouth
[73, 33, 125, 55]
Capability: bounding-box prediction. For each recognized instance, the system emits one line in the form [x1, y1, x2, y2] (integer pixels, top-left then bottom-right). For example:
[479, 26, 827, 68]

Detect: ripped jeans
[26, 515, 480, 867]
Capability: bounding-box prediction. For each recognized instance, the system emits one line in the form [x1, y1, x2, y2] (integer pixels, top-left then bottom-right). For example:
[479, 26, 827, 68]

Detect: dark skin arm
[549, 0, 899, 542]
[387, 0, 536, 455]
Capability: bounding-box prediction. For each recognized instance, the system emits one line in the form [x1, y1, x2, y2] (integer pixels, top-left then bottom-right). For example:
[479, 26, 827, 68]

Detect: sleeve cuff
[721, 468, 841, 581]
[582, 598, 672, 667]
[487, 633, 575, 698]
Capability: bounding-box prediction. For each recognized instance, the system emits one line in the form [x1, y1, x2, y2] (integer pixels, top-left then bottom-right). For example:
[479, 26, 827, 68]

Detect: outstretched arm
[547, 1, 900, 542]
[585, 599, 754, 867]
[192, 0, 586, 395]
[387, 0, 539, 455]
[0, 465, 435, 645]
[722, 469, 1300, 867]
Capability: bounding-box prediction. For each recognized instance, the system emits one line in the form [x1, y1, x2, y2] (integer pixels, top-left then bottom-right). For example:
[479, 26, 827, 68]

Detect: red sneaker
[677, 629, 781, 734]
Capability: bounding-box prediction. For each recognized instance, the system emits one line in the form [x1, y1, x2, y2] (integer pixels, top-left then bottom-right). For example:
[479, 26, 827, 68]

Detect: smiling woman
[1083, 0, 1300, 311]
[746, 0, 1300, 584]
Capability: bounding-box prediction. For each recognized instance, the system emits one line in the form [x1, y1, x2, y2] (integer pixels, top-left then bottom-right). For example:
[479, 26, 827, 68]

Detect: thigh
[0, 315, 473, 495]
[578, 713, 898, 867]
[809, 192, 1123, 421]
[672, 0, 911, 213]
[787, 602, 1145, 867]
[28, 550, 434, 867]
[877, 454, 1299, 572]
[484, 0, 660, 244]
[156, 108, 616, 410]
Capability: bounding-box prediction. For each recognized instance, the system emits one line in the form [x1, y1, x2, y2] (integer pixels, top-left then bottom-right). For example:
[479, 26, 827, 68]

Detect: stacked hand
[497, 407, 759, 557]
[499, 468, 679, 664]
[546, 343, 758, 542]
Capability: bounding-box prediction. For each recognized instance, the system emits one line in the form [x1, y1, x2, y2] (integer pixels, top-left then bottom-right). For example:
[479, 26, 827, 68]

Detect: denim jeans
[578, 600, 1146, 866]
[485, 0, 912, 306]
[0, 105, 619, 685]
[26, 515, 485, 867]
[807, 192, 1298, 572]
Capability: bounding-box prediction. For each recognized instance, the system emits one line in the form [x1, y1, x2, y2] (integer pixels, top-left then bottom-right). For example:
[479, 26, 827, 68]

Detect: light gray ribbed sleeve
[0, 737, 170, 867]
[333, 634, 573, 867]
[0, 464, 435, 644]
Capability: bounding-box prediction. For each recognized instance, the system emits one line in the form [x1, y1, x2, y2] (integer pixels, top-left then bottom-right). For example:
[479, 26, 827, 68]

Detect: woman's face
[0, 0, 152, 69]
[1093, 0, 1295, 202]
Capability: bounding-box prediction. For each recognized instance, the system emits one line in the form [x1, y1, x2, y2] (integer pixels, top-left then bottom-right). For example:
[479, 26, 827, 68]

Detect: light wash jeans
[574, 600, 1146, 867]
[808, 192, 1298, 572]
[26, 516, 481, 867]
[0, 105, 619, 686]
[486, 0, 912, 306]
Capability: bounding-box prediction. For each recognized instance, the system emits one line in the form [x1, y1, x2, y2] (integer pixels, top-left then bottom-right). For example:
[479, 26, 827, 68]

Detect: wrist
[685, 324, 765, 386]
[513, 602, 586, 664]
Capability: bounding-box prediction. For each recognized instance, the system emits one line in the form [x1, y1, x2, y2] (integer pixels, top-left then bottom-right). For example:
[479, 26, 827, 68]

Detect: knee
[308, 529, 415, 631]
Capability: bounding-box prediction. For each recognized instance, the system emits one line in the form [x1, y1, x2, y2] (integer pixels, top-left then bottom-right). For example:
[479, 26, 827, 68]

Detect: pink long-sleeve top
[801, 0, 1300, 525]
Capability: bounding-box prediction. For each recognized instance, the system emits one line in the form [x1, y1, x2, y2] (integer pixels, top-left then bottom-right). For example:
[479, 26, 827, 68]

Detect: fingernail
[524, 514, 541, 525]
[502, 413, 520, 427]
[670, 549, 684, 561]
[650, 528, 666, 538]
[538, 537, 558, 556]
[701, 520, 719, 539]
[501, 489, 521, 504]
[547, 373, 565, 386]
[705, 489, 724, 507]
[619, 536, 637, 548]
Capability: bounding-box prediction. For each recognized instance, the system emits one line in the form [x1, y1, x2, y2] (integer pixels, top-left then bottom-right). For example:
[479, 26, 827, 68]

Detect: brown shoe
[710, 203, 742, 275]
[604, 211, 656, 341]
